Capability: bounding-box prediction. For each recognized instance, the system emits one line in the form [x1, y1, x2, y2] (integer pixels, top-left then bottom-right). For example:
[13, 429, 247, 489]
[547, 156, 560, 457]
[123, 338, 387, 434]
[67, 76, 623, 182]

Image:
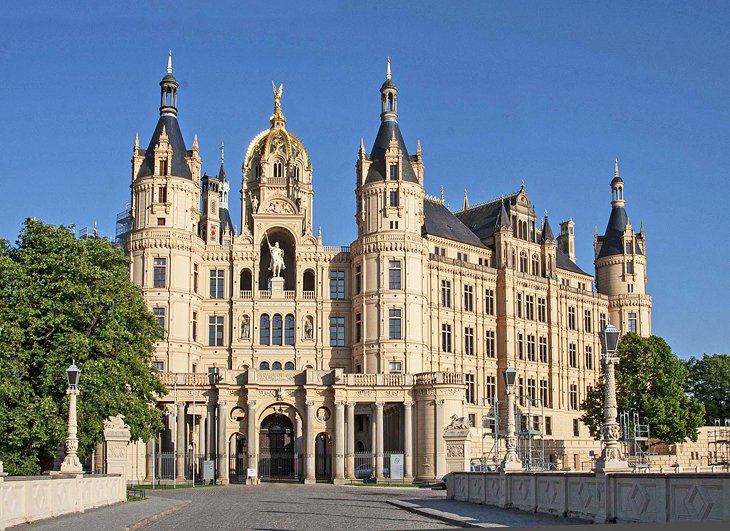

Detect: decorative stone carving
[447, 444, 464, 458]
[241, 315, 250, 339]
[303, 316, 313, 340]
[265, 230, 286, 278]
[263, 199, 295, 214]
[446, 414, 470, 431]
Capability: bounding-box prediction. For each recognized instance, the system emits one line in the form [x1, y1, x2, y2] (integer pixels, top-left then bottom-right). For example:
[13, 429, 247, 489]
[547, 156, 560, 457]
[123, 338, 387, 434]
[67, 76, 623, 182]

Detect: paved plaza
[20, 483, 592, 530]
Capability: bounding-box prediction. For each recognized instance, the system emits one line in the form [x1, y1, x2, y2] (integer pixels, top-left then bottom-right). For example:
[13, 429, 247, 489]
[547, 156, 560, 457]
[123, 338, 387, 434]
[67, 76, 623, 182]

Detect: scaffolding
[708, 418, 730, 465]
[477, 398, 502, 470]
[516, 397, 547, 471]
[115, 205, 133, 248]
[619, 410, 651, 468]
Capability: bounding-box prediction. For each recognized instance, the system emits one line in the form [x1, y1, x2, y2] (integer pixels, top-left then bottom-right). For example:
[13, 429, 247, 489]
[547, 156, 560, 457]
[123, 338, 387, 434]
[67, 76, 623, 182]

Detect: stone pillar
[305, 401, 316, 483]
[295, 414, 303, 456]
[434, 400, 445, 478]
[60, 389, 83, 473]
[207, 401, 216, 460]
[403, 401, 413, 480]
[334, 401, 345, 483]
[375, 402, 384, 480]
[200, 411, 207, 459]
[503, 384, 523, 471]
[176, 403, 185, 480]
[217, 400, 229, 483]
[246, 400, 256, 483]
[145, 437, 154, 482]
[443, 425, 472, 473]
[346, 402, 355, 479]
[595, 354, 628, 473]
[102, 415, 131, 499]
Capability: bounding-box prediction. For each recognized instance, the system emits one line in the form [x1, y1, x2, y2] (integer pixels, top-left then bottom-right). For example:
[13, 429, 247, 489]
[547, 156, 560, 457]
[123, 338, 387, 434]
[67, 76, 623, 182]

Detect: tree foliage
[684, 353, 730, 424]
[0, 219, 165, 475]
[580, 334, 705, 447]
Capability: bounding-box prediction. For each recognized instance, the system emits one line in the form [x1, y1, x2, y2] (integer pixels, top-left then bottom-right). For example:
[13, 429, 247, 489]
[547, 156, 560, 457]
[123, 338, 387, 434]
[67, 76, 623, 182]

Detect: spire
[270, 81, 286, 127]
[379, 57, 398, 122]
[359, 137, 366, 158]
[463, 189, 469, 210]
[417, 139, 422, 157]
[496, 196, 511, 231]
[167, 50, 173, 74]
[218, 142, 226, 181]
[440, 186, 444, 204]
[615, 158, 620, 179]
[386, 56, 392, 80]
[134, 132, 139, 150]
[192, 134, 198, 150]
[610, 158, 625, 206]
[540, 210, 555, 242]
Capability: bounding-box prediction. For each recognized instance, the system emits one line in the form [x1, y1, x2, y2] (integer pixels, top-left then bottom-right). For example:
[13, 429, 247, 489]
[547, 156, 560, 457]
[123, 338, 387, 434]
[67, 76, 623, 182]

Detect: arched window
[259, 361, 270, 370]
[531, 255, 539, 276]
[519, 252, 528, 273]
[293, 166, 300, 180]
[260, 314, 270, 345]
[272, 314, 283, 346]
[511, 250, 516, 269]
[274, 161, 283, 178]
[240, 269, 252, 292]
[255, 164, 261, 180]
[387, 93, 393, 111]
[284, 361, 295, 370]
[285, 314, 295, 345]
[272, 361, 282, 370]
[303, 269, 315, 292]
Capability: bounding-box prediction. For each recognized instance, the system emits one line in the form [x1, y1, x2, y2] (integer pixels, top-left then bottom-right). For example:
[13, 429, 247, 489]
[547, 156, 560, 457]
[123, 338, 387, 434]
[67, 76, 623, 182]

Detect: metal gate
[258, 452, 302, 482]
[229, 453, 248, 483]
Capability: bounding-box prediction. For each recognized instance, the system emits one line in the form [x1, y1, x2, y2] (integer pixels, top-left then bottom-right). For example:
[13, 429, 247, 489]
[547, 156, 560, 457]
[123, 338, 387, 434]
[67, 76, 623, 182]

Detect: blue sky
[1, 1, 728, 359]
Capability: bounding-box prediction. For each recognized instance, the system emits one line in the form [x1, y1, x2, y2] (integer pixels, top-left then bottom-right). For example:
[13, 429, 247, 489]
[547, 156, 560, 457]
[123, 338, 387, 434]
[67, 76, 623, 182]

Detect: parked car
[432, 473, 449, 490]
[354, 464, 389, 479]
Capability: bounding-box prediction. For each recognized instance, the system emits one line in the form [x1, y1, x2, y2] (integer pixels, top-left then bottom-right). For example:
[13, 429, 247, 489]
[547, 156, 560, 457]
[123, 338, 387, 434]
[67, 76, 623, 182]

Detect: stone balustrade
[448, 471, 730, 524]
[414, 372, 464, 386]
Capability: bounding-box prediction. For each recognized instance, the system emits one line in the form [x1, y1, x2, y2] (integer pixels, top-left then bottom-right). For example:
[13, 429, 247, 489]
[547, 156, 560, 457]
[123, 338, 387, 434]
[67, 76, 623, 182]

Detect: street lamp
[501, 367, 522, 471]
[60, 360, 83, 474]
[595, 324, 628, 473]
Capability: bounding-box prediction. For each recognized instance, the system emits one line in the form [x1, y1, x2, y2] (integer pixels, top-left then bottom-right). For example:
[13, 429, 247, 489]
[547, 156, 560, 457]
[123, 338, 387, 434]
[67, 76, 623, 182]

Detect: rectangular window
[599, 312, 607, 331]
[526, 295, 534, 320]
[456, 252, 469, 263]
[568, 306, 576, 330]
[329, 316, 345, 347]
[159, 159, 168, 176]
[517, 333, 524, 360]
[465, 374, 476, 404]
[355, 266, 362, 295]
[355, 313, 362, 343]
[157, 217, 166, 226]
[388, 260, 401, 290]
[468, 414, 476, 428]
[527, 334, 536, 361]
[516, 293, 522, 318]
[153, 257, 167, 288]
[464, 326, 474, 355]
[569, 343, 577, 368]
[463, 285, 473, 312]
[539, 379, 549, 407]
[158, 185, 167, 203]
[569, 384, 578, 410]
[208, 315, 224, 347]
[584, 309, 592, 333]
[209, 269, 225, 299]
[389, 190, 399, 207]
[389, 164, 398, 181]
[545, 416, 553, 435]
[152, 360, 164, 372]
[153, 307, 165, 337]
[193, 264, 199, 293]
[538, 336, 548, 362]
[389, 361, 402, 373]
[192, 311, 198, 342]
[573, 418, 580, 436]
[527, 378, 536, 401]
[628, 312, 637, 333]
[518, 377, 524, 406]
[485, 330, 496, 358]
[388, 309, 402, 340]
[330, 270, 345, 299]
[485, 289, 495, 315]
[440, 280, 451, 308]
[533, 415, 540, 432]
[585, 345, 593, 370]
[486, 375, 496, 400]
[441, 323, 452, 352]
[626, 261, 634, 274]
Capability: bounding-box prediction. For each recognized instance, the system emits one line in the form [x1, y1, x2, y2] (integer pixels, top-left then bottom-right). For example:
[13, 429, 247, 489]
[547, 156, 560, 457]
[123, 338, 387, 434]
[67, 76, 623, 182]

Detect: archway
[258, 228, 296, 291]
[315, 432, 331, 482]
[259, 412, 298, 481]
[229, 433, 247, 483]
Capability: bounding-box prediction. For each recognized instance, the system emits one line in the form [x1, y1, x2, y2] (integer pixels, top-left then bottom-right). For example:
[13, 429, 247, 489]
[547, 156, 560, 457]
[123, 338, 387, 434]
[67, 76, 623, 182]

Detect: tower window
[389, 164, 398, 180]
[158, 185, 167, 203]
[153, 307, 165, 337]
[355, 313, 362, 343]
[389, 190, 399, 207]
[209, 269, 225, 299]
[208, 315, 224, 347]
[441, 323, 452, 352]
[193, 264, 199, 293]
[273, 161, 283, 178]
[192, 312, 198, 342]
[159, 159, 168, 176]
[329, 316, 345, 347]
[355, 265, 362, 295]
[628, 312, 637, 333]
[626, 261, 634, 274]
[388, 260, 402, 290]
[389, 361, 402, 374]
[153, 258, 167, 288]
[157, 218, 166, 226]
[389, 309, 402, 340]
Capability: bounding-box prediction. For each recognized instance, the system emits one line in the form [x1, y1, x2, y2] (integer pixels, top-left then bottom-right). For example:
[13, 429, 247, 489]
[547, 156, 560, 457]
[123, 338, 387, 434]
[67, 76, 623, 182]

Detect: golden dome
[243, 126, 310, 170]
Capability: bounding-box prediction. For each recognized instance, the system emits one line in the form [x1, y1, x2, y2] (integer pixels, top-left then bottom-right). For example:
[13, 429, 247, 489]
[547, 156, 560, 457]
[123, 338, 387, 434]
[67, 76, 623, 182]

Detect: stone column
[247, 400, 256, 482]
[176, 403, 185, 480]
[334, 401, 345, 483]
[102, 415, 131, 500]
[295, 414, 303, 455]
[346, 402, 355, 479]
[200, 411, 207, 459]
[60, 389, 82, 473]
[403, 401, 413, 480]
[305, 401, 316, 483]
[217, 400, 229, 483]
[375, 402, 384, 480]
[434, 400, 445, 478]
[595, 354, 628, 472]
[207, 401, 216, 460]
[145, 437, 154, 482]
[502, 384, 523, 471]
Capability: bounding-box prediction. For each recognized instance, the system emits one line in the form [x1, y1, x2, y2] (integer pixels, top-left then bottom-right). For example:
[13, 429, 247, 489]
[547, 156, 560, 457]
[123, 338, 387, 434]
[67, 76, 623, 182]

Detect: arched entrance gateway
[258, 412, 301, 482]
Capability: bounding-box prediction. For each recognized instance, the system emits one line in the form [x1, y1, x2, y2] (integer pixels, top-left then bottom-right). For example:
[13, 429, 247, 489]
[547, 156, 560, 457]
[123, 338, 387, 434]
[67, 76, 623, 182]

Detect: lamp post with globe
[60, 361, 83, 474]
[501, 366, 523, 472]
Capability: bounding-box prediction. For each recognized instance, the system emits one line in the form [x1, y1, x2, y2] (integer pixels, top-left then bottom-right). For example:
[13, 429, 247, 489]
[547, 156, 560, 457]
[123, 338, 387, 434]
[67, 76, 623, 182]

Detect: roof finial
[167, 50, 173, 74]
[386, 56, 392, 80]
[440, 185, 444, 204]
[615, 158, 620, 178]
[359, 137, 366, 157]
[463, 189, 469, 210]
[417, 139, 422, 156]
[192, 133, 198, 150]
[134, 132, 139, 150]
[545, 209, 548, 218]
[270, 81, 285, 126]
[220, 141, 225, 163]
[521, 179, 525, 191]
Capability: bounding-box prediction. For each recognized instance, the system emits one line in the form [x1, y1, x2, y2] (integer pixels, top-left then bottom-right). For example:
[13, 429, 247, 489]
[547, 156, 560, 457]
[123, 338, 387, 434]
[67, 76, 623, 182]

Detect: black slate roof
[423, 200, 486, 248]
[597, 205, 641, 258]
[455, 194, 518, 241]
[556, 247, 590, 276]
[365, 120, 418, 184]
[540, 216, 555, 243]
[220, 207, 233, 234]
[137, 114, 192, 180]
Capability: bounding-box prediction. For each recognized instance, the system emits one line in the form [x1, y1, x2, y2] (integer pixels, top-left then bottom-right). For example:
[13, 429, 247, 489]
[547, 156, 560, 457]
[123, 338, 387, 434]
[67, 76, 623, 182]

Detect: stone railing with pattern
[414, 372, 464, 386]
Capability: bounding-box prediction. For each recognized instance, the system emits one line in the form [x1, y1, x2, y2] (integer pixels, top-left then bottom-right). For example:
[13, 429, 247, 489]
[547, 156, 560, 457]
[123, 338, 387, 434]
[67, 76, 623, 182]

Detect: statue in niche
[241, 315, 250, 340]
[248, 191, 259, 214]
[304, 316, 313, 340]
[265, 230, 286, 279]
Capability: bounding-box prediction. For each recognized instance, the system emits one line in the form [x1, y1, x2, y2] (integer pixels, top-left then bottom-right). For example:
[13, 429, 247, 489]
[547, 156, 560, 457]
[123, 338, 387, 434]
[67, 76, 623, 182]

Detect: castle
[121, 54, 651, 483]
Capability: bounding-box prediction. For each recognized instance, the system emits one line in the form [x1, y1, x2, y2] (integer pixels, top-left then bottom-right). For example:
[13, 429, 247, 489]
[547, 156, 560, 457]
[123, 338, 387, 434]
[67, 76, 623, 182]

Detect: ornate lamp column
[60, 361, 83, 474]
[595, 323, 628, 473]
[501, 367, 522, 472]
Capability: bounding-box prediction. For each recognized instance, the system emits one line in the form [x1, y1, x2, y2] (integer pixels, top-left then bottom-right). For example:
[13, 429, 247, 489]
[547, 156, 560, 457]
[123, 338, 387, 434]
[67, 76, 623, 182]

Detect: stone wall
[448, 471, 730, 523]
[0, 472, 125, 530]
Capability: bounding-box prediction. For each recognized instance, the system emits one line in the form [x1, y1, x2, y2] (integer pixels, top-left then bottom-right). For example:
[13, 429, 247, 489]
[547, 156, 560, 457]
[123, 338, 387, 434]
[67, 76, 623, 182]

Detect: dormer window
[159, 159, 168, 176]
[389, 164, 398, 181]
[625, 241, 632, 254]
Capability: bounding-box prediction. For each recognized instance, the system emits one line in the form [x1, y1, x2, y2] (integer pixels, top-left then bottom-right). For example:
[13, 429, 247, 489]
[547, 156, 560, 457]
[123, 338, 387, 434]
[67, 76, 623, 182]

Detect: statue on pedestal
[265, 231, 286, 279]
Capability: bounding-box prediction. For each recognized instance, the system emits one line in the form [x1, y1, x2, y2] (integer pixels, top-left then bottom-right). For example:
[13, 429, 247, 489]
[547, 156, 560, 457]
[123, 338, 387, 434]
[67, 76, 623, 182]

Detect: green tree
[581, 334, 705, 446]
[685, 353, 730, 424]
[0, 219, 165, 475]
